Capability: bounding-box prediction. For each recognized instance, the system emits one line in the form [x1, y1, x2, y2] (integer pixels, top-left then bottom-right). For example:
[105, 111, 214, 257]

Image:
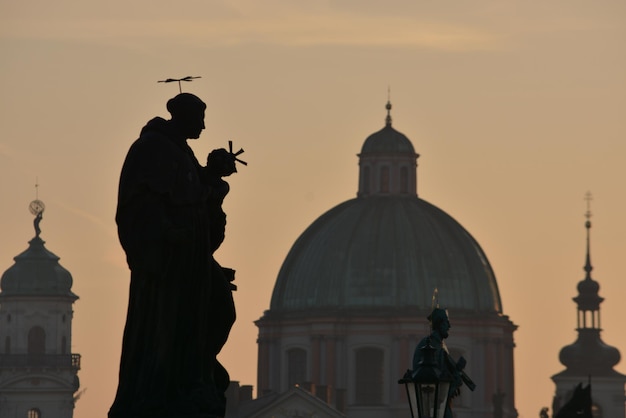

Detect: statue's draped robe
[109, 117, 235, 418]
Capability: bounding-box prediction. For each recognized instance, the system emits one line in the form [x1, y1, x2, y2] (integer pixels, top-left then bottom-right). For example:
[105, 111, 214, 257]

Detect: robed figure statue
[109, 93, 237, 418]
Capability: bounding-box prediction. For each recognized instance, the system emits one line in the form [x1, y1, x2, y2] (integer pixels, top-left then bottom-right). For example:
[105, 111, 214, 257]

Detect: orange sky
[1, 1, 625, 417]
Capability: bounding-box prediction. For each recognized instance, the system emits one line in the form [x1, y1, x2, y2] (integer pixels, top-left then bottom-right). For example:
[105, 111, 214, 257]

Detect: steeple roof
[553, 199, 624, 378]
[0, 201, 77, 299]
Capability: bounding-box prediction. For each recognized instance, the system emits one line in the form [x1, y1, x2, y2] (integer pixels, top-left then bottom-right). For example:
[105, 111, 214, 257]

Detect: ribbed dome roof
[1, 236, 77, 299]
[361, 126, 415, 155]
[270, 196, 502, 313]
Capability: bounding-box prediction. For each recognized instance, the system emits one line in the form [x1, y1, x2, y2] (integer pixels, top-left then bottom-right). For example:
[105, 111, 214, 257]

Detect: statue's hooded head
[167, 93, 207, 139]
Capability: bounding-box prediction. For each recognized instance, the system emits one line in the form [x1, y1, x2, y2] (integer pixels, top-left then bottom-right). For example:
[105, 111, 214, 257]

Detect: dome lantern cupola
[357, 101, 420, 198]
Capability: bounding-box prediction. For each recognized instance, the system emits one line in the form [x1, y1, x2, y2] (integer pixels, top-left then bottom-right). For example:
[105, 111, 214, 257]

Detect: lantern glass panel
[404, 381, 418, 418]
[435, 382, 450, 418]
[417, 383, 437, 418]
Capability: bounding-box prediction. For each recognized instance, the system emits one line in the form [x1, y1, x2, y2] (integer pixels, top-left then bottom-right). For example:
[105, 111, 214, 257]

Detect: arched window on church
[287, 348, 307, 388]
[380, 167, 390, 193]
[28, 326, 45, 354]
[28, 408, 41, 418]
[355, 347, 384, 405]
[28, 326, 46, 366]
[400, 166, 409, 193]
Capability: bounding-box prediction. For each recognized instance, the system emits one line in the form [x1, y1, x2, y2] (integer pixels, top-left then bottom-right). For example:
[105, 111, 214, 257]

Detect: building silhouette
[551, 207, 626, 417]
[0, 201, 81, 418]
[244, 102, 518, 418]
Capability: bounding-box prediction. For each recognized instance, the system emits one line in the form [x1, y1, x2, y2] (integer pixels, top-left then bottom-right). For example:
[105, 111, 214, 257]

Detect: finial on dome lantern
[583, 191, 593, 279]
[385, 86, 393, 127]
[29, 179, 46, 238]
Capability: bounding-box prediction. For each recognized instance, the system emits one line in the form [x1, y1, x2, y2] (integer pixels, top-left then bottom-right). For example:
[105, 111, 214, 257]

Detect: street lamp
[398, 341, 451, 418]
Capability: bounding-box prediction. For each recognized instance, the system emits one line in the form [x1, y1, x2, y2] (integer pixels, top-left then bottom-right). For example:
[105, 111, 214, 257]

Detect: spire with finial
[573, 192, 603, 327]
[583, 191, 593, 279]
[385, 86, 392, 127]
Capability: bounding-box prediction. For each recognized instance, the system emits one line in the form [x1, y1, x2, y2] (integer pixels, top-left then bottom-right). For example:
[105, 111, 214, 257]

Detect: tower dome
[1, 236, 76, 298]
[1, 200, 77, 299]
[269, 101, 502, 315]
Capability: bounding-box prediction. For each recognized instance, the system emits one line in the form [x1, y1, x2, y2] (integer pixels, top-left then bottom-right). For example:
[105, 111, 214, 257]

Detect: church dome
[1, 236, 77, 298]
[270, 196, 501, 313]
[269, 102, 502, 315]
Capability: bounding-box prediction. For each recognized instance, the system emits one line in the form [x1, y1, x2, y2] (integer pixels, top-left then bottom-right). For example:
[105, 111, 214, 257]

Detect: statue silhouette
[412, 308, 476, 418]
[109, 93, 237, 418]
[553, 383, 592, 418]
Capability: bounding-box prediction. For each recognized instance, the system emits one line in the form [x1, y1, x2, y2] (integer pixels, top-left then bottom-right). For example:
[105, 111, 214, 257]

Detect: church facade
[253, 102, 518, 418]
[0, 201, 81, 418]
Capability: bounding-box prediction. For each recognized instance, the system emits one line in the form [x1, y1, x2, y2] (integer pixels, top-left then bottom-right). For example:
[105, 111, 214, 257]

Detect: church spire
[574, 192, 603, 321]
[385, 87, 392, 127]
[557, 194, 621, 369]
[552, 195, 626, 418]
[583, 192, 593, 279]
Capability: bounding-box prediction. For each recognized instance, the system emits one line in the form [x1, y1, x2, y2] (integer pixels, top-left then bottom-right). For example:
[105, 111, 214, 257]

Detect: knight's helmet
[428, 308, 449, 329]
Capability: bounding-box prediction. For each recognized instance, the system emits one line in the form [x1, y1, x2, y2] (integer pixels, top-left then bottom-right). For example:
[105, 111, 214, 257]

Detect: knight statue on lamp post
[410, 296, 476, 418]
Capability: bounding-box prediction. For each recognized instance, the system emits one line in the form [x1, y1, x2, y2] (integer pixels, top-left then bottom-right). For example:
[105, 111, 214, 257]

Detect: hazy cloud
[52, 199, 117, 239]
[2, 14, 498, 52]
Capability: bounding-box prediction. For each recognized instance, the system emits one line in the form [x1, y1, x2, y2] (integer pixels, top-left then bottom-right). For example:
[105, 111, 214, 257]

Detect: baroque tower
[551, 196, 626, 417]
[0, 199, 81, 418]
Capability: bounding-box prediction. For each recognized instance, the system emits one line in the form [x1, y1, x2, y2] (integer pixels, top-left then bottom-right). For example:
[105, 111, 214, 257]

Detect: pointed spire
[584, 191, 593, 279]
[555, 193, 623, 377]
[573, 192, 603, 321]
[385, 87, 392, 127]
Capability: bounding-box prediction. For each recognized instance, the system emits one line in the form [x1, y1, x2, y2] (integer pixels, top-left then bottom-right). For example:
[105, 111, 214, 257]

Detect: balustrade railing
[0, 353, 81, 370]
